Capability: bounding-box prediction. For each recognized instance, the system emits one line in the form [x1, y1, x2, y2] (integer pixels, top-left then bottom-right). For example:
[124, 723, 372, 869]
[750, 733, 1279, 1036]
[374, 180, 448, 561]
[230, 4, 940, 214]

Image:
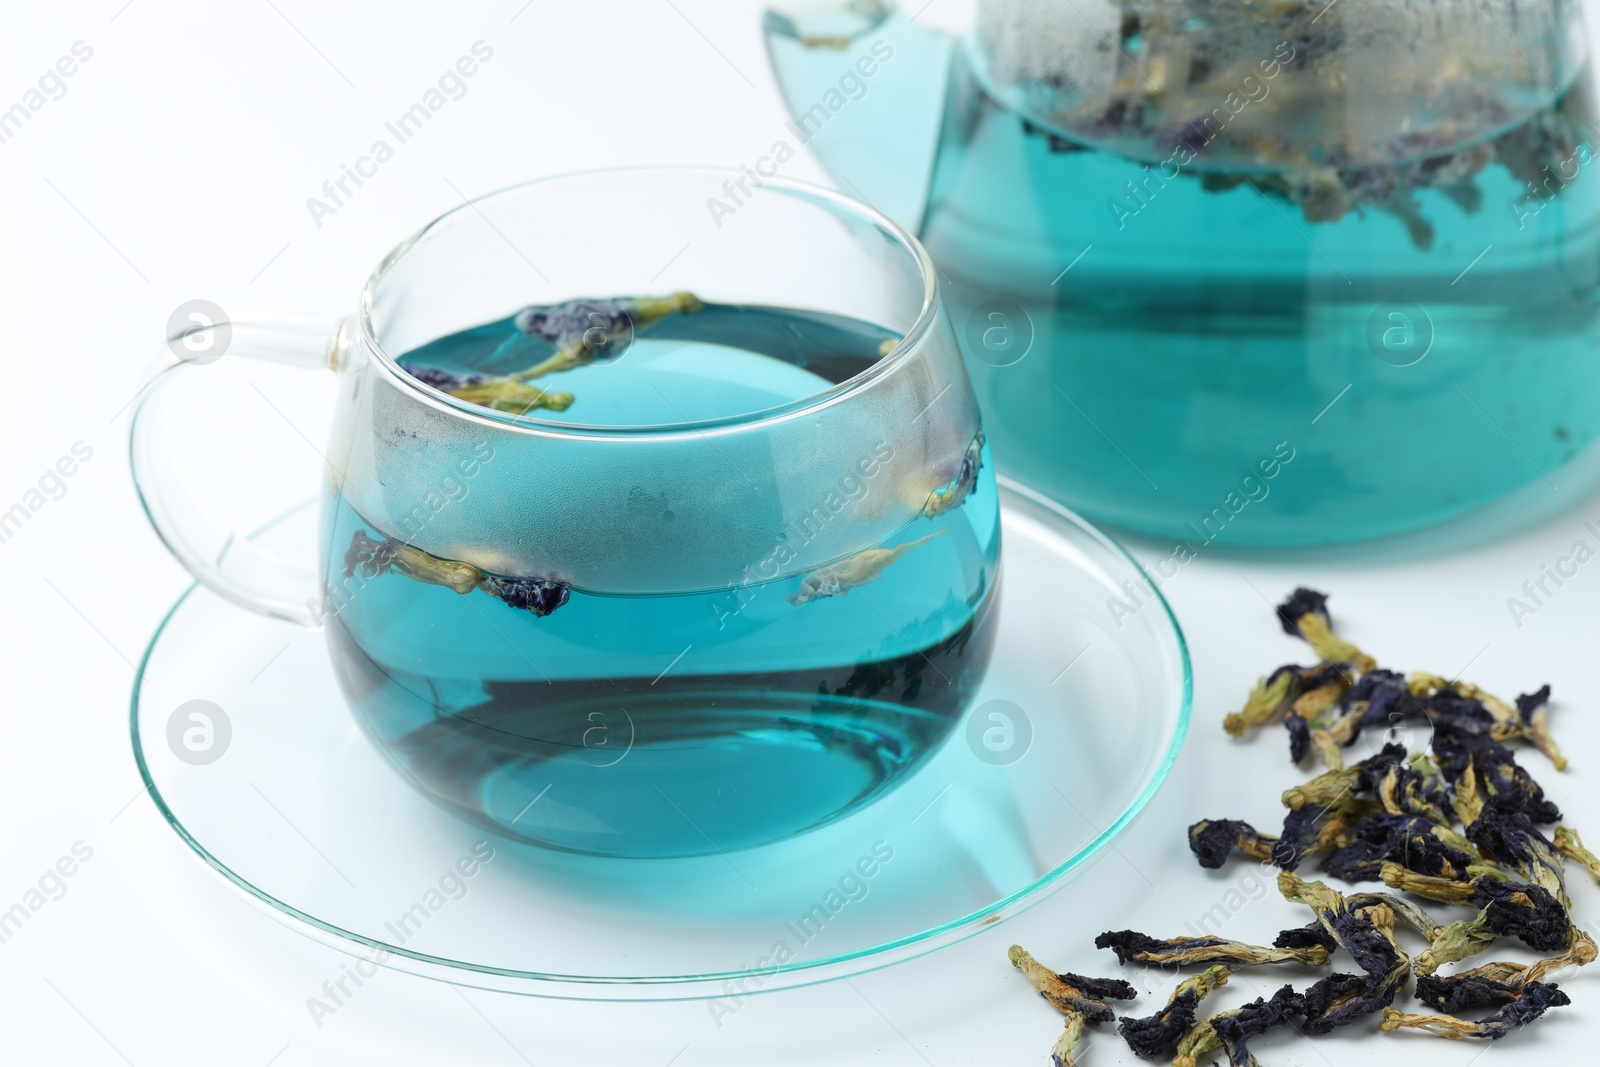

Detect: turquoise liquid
[321, 304, 1000, 857]
[768, 23, 1600, 542]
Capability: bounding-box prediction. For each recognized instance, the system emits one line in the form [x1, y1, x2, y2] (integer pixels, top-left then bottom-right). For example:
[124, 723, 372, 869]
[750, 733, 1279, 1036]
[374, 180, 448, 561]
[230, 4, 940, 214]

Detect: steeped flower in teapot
[767, 0, 1600, 543]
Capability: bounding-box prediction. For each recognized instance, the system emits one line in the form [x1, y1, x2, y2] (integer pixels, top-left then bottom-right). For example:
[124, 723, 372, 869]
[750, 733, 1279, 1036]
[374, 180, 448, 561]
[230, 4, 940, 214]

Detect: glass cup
[131, 167, 1001, 859]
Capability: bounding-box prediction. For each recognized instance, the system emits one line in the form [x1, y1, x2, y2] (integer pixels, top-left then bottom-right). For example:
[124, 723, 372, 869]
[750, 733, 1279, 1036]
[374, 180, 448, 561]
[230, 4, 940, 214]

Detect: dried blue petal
[1188, 819, 1278, 868]
[1273, 923, 1338, 952]
[1118, 988, 1204, 1060]
[1273, 802, 1357, 871]
[1416, 973, 1523, 1014]
[1473, 879, 1573, 952]
[480, 575, 571, 618]
[400, 364, 484, 391]
[344, 529, 397, 579]
[1431, 717, 1561, 823]
[1209, 986, 1304, 1067]
[1285, 712, 1312, 762]
[1276, 588, 1330, 636]
[1516, 685, 1552, 723]
[1323, 813, 1476, 883]
[1467, 798, 1566, 900]
[1300, 972, 1374, 1034]
[514, 298, 633, 347]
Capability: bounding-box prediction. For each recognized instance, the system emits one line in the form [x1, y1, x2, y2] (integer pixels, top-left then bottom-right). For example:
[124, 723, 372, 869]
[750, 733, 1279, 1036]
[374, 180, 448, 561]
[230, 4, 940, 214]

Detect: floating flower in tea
[786, 531, 943, 606]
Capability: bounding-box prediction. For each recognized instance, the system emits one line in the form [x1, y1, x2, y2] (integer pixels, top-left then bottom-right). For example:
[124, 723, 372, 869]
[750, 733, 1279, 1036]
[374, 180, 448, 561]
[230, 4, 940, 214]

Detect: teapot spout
[762, 1, 953, 233]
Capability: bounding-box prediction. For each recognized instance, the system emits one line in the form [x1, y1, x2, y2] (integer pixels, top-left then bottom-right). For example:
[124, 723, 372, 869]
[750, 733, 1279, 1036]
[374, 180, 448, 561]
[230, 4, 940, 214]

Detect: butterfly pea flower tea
[130, 169, 1000, 860]
[767, 0, 1600, 542]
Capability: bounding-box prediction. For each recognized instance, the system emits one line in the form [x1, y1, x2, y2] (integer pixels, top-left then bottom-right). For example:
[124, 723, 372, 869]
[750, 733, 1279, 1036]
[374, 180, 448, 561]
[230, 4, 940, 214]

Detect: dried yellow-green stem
[1379, 863, 1479, 905]
[1224, 669, 1296, 737]
[1050, 1012, 1088, 1067]
[1309, 728, 1344, 770]
[1295, 614, 1375, 674]
[507, 291, 703, 381]
[1007, 946, 1116, 1019]
[389, 543, 484, 594]
[1554, 826, 1600, 885]
[1413, 907, 1498, 976]
[1516, 697, 1568, 770]
[1452, 758, 1484, 826]
[1172, 965, 1232, 1003]
[1348, 892, 1445, 941]
[1379, 1006, 1479, 1038]
[1457, 931, 1597, 986]
[1172, 1018, 1220, 1067]
[1290, 677, 1350, 721]
[1282, 765, 1362, 811]
[446, 379, 575, 414]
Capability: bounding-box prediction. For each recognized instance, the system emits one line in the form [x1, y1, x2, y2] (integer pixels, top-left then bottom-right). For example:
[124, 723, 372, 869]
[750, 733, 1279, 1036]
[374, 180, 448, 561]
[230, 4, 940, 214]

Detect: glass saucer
[131, 479, 1189, 999]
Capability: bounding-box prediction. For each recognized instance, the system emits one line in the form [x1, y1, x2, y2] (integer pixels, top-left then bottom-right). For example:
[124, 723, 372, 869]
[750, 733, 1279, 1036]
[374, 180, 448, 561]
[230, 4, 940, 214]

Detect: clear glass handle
[129, 318, 341, 627]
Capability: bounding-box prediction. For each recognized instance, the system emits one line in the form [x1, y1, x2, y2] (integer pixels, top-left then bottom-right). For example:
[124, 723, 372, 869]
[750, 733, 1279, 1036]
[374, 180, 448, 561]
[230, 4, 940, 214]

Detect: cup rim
[357, 165, 940, 438]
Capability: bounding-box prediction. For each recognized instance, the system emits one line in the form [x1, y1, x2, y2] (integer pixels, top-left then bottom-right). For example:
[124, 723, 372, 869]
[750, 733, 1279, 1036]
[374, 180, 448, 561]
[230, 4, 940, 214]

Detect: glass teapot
[764, 0, 1600, 544]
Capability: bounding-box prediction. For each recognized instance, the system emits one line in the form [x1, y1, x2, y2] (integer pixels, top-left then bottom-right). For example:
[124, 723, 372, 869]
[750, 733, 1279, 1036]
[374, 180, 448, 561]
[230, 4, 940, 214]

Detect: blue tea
[319, 301, 1000, 857]
[766, 2, 1600, 543]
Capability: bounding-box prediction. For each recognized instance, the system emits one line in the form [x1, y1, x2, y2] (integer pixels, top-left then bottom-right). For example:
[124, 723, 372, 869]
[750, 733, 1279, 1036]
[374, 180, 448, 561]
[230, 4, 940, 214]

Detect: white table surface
[2, 2, 1597, 1063]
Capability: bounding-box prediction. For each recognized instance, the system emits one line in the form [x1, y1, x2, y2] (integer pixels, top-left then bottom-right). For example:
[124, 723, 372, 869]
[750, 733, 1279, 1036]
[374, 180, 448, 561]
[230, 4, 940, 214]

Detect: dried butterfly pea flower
[1513, 685, 1567, 770]
[1472, 879, 1575, 953]
[1414, 675, 1567, 769]
[1094, 930, 1328, 968]
[508, 291, 703, 379]
[1276, 588, 1376, 675]
[1407, 876, 1576, 974]
[1377, 863, 1485, 904]
[1187, 819, 1278, 868]
[1300, 971, 1373, 1034]
[1173, 985, 1305, 1067]
[1416, 972, 1525, 1013]
[1272, 800, 1367, 871]
[1443, 933, 1597, 989]
[1007, 945, 1135, 1023]
[922, 429, 985, 519]
[1378, 980, 1570, 1040]
[1115, 965, 1230, 1060]
[1466, 798, 1567, 903]
[1276, 876, 1411, 1029]
[786, 531, 943, 606]
[1223, 664, 1306, 738]
[1007, 945, 1131, 1067]
[1322, 813, 1478, 884]
[340, 529, 572, 616]
[1553, 825, 1600, 885]
[1430, 716, 1562, 824]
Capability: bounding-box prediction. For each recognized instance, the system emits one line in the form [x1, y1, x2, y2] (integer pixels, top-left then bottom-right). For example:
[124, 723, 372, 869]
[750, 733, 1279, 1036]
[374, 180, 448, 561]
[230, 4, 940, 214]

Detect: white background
[1, 1, 1598, 1064]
